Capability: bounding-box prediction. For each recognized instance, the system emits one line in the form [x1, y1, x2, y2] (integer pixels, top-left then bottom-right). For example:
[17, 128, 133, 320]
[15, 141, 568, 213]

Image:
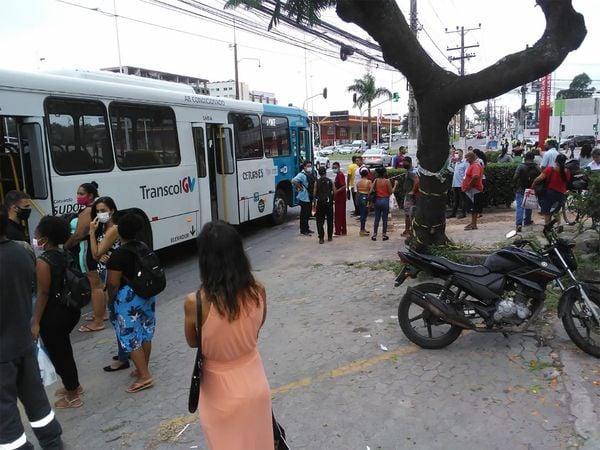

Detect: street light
[303, 88, 328, 151]
[232, 51, 261, 100]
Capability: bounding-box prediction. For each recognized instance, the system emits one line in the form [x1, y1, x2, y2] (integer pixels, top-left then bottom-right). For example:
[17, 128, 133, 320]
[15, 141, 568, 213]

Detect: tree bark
[337, 0, 586, 245]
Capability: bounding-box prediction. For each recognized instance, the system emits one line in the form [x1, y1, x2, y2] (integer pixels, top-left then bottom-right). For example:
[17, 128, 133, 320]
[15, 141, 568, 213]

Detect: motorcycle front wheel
[561, 287, 600, 358]
[398, 282, 463, 349]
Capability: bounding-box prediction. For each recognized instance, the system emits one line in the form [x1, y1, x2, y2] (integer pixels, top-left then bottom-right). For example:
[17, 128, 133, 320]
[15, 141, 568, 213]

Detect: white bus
[0, 68, 313, 249]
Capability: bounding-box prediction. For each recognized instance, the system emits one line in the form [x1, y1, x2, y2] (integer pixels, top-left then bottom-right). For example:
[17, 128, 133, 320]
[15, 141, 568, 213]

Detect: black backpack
[316, 177, 333, 203]
[121, 241, 166, 298]
[40, 251, 91, 311]
[306, 172, 316, 201]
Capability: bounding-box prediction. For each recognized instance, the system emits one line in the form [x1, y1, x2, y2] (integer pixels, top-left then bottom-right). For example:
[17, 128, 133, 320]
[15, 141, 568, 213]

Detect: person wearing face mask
[32, 215, 84, 409]
[332, 162, 347, 236]
[78, 197, 120, 336]
[4, 190, 32, 242]
[292, 161, 315, 236]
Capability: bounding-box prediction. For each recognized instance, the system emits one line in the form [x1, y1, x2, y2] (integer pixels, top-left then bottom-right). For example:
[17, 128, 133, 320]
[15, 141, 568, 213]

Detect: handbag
[273, 411, 290, 450]
[188, 291, 204, 413]
[522, 188, 539, 210]
[368, 179, 377, 203]
[534, 169, 551, 199]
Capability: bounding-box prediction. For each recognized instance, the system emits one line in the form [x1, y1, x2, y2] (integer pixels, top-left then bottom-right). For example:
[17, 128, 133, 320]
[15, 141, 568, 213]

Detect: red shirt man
[461, 151, 484, 230]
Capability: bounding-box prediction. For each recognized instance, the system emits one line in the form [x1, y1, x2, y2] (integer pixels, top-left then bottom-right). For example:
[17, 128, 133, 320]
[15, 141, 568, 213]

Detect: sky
[0, 0, 598, 119]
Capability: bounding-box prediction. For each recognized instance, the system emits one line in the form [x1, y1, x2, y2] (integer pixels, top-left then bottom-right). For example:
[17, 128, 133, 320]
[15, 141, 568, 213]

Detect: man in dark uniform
[4, 190, 32, 242]
[0, 205, 63, 449]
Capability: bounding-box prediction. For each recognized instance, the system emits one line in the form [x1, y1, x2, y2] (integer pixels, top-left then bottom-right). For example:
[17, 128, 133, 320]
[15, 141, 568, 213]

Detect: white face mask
[304, 167, 312, 174]
[332, 168, 339, 173]
[97, 212, 111, 223]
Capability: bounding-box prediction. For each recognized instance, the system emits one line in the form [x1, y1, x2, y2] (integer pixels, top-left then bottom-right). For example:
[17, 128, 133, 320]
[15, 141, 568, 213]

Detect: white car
[337, 145, 354, 155]
[362, 148, 392, 167]
[319, 146, 336, 156]
[314, 151, 330, 169]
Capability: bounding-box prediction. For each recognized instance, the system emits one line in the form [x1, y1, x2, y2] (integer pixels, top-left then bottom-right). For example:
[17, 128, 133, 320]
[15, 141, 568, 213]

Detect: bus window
[110, 103, 180, 169]
[299, 129, 309, 162]
[20, 123, 48, 199]
[262, 116, 290, 158]
[215, 128, 234, 175]
[192, 127, 207, 178]
[229, 113, 263, 160]
[45, 98, 113, 174]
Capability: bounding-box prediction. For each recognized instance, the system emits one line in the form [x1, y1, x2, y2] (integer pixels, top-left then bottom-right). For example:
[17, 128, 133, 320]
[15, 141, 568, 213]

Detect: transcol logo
[139, 176, 196, 200]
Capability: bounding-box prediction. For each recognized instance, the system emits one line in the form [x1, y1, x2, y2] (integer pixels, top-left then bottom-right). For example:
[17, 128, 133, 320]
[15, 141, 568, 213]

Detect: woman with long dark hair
[64, 182, 107, 332]
[531, 153, 571, 224]
[183, 220, 272, 450]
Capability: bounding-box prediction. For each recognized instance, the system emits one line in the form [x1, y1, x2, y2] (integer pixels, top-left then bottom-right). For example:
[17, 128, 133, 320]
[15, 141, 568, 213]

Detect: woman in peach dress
[184, 220, 273, 450]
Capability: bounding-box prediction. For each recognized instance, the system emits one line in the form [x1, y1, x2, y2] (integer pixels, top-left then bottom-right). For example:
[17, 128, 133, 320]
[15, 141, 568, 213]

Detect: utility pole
[407, 0, 419, 139]
[446, 24, 480, 137]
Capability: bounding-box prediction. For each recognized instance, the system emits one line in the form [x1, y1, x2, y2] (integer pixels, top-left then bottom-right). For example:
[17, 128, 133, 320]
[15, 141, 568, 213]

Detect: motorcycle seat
[423, 255, 490, 277]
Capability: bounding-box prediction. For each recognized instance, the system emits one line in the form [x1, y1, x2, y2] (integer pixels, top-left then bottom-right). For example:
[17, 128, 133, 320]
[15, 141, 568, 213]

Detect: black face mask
[17, 207, 32, 221]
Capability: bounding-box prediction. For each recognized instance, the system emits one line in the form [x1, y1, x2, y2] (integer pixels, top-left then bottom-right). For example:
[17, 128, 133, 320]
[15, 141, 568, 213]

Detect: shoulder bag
[188, 290, 204, 413]
[534, 169, 551, 199]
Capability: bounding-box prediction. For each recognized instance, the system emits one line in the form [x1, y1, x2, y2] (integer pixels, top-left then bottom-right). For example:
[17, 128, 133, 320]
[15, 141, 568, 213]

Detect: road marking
[153, 344, 419, 443]
[271, 344, 419, 397]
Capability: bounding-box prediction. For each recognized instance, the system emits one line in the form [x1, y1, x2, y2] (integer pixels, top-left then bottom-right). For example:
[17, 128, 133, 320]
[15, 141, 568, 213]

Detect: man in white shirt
[585, 148, 600, 171]
[540, 142, 559, 169]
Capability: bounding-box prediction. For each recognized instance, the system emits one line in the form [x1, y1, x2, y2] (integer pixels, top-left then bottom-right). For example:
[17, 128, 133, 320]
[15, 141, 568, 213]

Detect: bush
[483, 162, 519, 208]
[485, 150, 501, 163]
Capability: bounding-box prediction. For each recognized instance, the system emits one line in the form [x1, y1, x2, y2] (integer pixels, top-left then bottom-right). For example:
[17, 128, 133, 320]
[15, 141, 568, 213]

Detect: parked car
[314, 151, 330, 169]
[319, 146, 336, 156]
[560, 135, 596, 149]
[337, 145, 354, 155]
[362, 148, 392, 167]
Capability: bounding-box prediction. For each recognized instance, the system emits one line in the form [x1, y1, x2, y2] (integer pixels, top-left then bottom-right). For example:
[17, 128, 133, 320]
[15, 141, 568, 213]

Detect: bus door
[191, 123, 212, 226]
[0, 116, 51, 234]
[205, 123, 238, 223]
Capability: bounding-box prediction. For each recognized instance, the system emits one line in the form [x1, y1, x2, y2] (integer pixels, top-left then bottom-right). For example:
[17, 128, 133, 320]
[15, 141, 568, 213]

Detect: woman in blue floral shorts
[106, 213, 156, 393]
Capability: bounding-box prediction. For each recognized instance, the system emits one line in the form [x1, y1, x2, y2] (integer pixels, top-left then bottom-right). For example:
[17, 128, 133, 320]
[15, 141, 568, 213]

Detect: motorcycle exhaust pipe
[407, 287, 475, 330]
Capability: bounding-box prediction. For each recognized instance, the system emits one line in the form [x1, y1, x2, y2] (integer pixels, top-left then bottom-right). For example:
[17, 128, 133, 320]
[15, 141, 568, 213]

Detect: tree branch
[336, 0, 454, 93]
[446, 0, 586, 108]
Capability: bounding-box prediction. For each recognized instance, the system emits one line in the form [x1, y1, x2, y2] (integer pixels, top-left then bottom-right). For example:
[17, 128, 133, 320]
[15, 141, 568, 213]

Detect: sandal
[78, 324, 106, 333]
[54, 396, 83, 409]
[464, 224, 478, 230]
[55, 385, 84, 397]
[127, 378, 154, 393]
[84, 313, 109, 322]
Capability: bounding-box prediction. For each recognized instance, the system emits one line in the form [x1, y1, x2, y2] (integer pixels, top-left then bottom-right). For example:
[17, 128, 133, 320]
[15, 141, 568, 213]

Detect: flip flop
[464, 224, 478, 230]
[55, 386, 84, 397]
[78, 324, 106, 333]
[54, 396, 83, 409]
[127, 378, 154, 393]
[84, 314, 109, 322]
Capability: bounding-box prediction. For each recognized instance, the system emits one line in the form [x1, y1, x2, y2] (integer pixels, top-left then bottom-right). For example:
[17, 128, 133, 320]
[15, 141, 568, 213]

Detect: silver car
[362, 148, 392, 167]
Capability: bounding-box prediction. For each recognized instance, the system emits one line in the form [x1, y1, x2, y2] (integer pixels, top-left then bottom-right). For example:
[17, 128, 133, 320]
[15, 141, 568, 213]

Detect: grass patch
[427, 244, 472, 264]
[545, 286, 561, 312]
[528, 360, 552, 372]
[364, 259, 404, 275]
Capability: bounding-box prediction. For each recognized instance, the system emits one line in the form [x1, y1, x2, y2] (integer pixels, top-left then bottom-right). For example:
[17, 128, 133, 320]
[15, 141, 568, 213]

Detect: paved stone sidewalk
[26, 209, 599, 449]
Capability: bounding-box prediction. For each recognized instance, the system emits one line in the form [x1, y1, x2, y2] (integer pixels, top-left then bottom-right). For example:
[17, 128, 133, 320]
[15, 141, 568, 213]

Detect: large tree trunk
[336, 0, 586, 247]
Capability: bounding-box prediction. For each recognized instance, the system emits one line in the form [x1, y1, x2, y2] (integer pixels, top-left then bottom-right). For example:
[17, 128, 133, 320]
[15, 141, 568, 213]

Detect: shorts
[464, 191, 483, 214]
[540, 189, 564, 215]
[403, 194, 416, 215]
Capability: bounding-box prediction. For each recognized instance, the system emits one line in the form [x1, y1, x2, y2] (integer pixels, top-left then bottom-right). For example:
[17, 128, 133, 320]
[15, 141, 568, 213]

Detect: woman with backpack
[31, 216, 84, 409]
[369, 167, 396, 241]
[531, 153, 571, 224]
[105, 213, 156, 393]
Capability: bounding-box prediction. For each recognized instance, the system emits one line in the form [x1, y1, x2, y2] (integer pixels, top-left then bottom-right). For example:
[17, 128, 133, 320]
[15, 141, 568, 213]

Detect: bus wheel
[271, 189, 287, 225]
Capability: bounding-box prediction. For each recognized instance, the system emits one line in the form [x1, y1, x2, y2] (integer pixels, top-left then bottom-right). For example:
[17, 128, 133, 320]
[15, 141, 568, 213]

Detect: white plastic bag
[389, 195, 398, 210]
[522, 188, 539, 210]
[37, 342, 57, 387]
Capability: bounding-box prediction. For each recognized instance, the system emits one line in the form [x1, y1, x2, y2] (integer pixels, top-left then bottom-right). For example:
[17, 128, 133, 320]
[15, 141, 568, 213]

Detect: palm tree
[347, 73, 391, 147]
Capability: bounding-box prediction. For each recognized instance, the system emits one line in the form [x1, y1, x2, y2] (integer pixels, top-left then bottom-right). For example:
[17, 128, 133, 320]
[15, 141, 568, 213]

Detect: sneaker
[516, 225, 522, 232]
[307, 229, 315, 234]
[382, 235, 389, 241]
[371, 235, 377, 241]
[359, 230, 370, 236]
[319, 238, 324, 244]
[524, 221, 534, 226]
[327, 237, 333, 242]
[301, 232, 311, 236]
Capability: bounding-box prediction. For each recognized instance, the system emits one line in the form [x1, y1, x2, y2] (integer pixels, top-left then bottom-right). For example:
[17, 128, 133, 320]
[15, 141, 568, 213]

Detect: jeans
[373, 197, 390, 236]
[515, 191, 533, 226]
[358, 193, 369, 230]
[451, 187, 466, 216]
[299, 201, 311, 233]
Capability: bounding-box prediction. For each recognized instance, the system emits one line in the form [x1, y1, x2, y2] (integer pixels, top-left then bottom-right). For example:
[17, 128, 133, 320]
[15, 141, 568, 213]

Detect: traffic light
[393, 92, 399, 102]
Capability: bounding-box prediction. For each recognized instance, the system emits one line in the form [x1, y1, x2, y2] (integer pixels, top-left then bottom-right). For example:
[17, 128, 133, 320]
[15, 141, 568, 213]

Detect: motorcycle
[395, 219, 600, 357]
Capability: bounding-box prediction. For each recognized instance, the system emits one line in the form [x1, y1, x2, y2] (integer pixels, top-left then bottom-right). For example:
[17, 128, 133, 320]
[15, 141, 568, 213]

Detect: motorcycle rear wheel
[561, 289, 600, 358]
[398, 282, 463, 349]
